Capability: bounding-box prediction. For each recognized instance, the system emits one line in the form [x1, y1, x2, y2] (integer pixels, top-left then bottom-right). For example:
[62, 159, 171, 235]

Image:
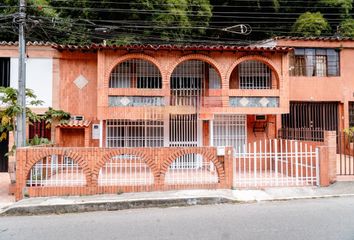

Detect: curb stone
[0, 197, 233, 216]
[1, 193, 354, 216]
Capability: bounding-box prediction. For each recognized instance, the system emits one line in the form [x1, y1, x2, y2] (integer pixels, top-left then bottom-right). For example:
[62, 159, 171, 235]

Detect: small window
[255, 115, 267, 121]
[0, 58, 10, 87]
[29, 119, 51, 140]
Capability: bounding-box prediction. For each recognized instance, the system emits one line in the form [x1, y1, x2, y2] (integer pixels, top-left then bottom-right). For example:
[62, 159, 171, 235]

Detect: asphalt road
[1, 197, 354, 240]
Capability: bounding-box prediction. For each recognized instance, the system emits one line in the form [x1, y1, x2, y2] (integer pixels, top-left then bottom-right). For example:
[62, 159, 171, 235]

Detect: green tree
[292, 12, 331, 37]
[319, 0, 352, 18]
[0, 87, 43, 152]
[339, 18, 354, 37]
[0, 87, 70, 152]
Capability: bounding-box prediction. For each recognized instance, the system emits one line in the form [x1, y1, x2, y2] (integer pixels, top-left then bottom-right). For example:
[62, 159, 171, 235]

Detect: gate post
[222, 147, 234, 189]
[318, 131, 337, 187]
[324, 131, 337, 183]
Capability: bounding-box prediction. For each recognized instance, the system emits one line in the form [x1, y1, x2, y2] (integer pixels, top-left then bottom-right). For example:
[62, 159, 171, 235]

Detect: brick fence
[14, 132, 337, 201]
[15, 147, 233, 200]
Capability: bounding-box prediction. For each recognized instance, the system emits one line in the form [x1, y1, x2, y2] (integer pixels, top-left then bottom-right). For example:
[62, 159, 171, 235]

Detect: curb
[0, 197, 233, 216]
[1, 193, 354, 216]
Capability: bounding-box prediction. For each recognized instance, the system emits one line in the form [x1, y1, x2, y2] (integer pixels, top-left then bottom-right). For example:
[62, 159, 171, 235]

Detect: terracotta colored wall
[60, 129, 85, 147]
[58, 52, 98, 119]
[277, 39, 354, 128]
[247, 115, 277, 143]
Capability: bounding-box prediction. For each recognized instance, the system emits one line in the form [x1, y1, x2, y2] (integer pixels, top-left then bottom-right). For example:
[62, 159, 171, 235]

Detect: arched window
[230, 60, 275, 89]
[170, 60, 221, 106]
[109, 59, 162, 89]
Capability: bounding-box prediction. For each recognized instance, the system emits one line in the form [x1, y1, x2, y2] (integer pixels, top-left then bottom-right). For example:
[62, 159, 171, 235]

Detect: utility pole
[16, 0, 27, 148]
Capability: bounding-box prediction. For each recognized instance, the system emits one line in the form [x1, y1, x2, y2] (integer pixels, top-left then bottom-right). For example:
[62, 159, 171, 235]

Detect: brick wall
[15, 146, 233, 200]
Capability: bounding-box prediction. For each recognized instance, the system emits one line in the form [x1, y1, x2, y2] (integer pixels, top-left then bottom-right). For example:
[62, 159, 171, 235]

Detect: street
[1, 197, 354, 240]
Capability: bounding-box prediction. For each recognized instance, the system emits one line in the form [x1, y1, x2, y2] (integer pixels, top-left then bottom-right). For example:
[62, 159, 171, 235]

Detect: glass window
[291, 48, 340, 77]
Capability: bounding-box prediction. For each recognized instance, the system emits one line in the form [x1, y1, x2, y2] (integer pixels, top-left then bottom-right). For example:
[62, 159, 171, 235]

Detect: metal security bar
[109, 59, 162, 88]
[0, 58, 10, 87]
[169, 114, 198, 147]
[26, 155, 86, 187]
[106, 119, 164, 148]
[165, 154, 219, 184]
[238, 60, 271, 89]
[213, 114, 247, 154]
[98, 154, 154, 186]
[278, 128, 324, 142]
[234, 139, 319, 188]
[281, 102, 339, 140]
[170, 60, 221, 106]
[108, 96, 165, 107]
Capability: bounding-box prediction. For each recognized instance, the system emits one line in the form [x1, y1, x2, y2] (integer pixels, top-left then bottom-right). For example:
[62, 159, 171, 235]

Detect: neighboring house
[0, 42, 55, 173]
[263, 37, 354, 140]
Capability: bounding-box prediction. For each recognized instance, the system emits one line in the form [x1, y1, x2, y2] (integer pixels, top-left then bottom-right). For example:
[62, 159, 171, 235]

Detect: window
[0, 58, 10, 87]
[349, 102, 354, 127]
[106, 119, 164, 148]
[239, 61, 271, 89]
[109, 59, 162, 89]
[29, 119, 51, 140]
[291, 48, 339, 77]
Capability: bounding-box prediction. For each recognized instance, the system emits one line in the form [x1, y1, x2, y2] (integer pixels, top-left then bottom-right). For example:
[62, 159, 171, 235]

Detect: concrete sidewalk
[1, 182, 354, 216]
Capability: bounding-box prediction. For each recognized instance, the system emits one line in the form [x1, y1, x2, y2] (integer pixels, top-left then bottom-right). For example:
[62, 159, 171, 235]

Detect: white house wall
[10, 58, 53, 108]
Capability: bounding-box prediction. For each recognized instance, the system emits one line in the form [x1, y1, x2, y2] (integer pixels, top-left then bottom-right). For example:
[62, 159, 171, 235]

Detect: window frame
[291, 48, 340, 77]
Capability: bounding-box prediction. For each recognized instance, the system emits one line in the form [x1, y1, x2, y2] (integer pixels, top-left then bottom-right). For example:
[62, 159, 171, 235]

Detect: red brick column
[222, 147, 234, 189]
[319, 131, 337, 186]
[324, 131, 337, 183]
[15, 148, 26, 200]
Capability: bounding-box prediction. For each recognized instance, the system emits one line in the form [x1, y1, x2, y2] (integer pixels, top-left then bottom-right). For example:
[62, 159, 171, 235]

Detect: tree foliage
[292, 12, 331, 37]
[0, 0, 354, 44]
[0, 87, 70, 151]
[339, 18, 354, 37]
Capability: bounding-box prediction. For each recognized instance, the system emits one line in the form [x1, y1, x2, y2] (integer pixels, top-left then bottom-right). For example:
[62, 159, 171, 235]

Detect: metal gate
[280, 102, 339, 141]
[233, 139, 320, 188]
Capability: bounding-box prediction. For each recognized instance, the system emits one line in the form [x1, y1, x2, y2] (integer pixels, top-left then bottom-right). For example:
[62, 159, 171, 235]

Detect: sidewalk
[0, 173, 15, 209]
[1, 182, 354, 216]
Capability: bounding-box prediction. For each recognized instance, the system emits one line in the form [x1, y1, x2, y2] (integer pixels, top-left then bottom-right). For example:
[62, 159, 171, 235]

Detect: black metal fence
[278, 128, 325, 142]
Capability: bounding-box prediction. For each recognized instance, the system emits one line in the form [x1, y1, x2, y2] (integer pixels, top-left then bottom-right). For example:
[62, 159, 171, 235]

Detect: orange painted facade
[50, 46, 291, 147]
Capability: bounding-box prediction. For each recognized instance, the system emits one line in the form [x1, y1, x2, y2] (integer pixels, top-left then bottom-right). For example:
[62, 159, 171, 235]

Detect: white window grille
[109, 59, 162, 89]
[169, 114, 198, 147]
[165, 154, 219, 184]
[213, 114, 247, 154]
[106, 119, 164, 148]
[26, 155, 86, 187]
[98, 154, 154, 186]
[238, 60, 272, 89]
[170, 60, 221, 106]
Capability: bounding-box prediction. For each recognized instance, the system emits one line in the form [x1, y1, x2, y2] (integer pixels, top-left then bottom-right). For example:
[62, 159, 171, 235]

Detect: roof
[274, 36, 354, 42]
[0, 41, 55, 46]
[57, 119, 91, 128]
[53, 43, 292, 52]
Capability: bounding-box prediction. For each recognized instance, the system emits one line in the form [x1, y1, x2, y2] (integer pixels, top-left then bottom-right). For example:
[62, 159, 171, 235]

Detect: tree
[0, 87, 43, 152]
[292, 12, 331, 37]
[339, 18, 354, 37]
[319, 0, 353, 18]
[0, 87, 70, 152]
